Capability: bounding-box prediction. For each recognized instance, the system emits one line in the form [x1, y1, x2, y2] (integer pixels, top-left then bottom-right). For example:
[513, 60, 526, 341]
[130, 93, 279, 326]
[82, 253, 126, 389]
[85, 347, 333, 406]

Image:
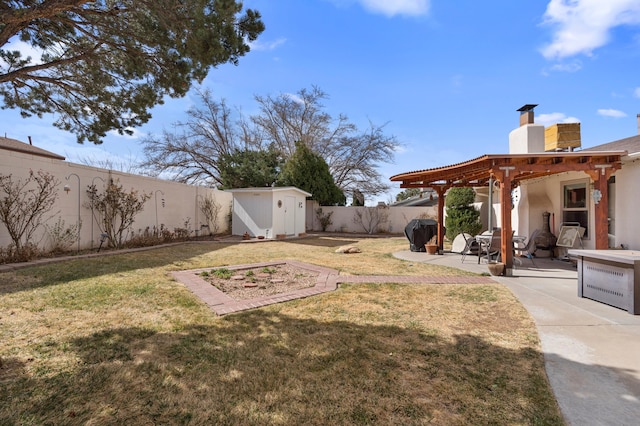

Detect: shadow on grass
[280, 237, 361, 248]
[0, 235, 401, 294]
[0, 310, 568, 425]
[0, 242, 235, 294]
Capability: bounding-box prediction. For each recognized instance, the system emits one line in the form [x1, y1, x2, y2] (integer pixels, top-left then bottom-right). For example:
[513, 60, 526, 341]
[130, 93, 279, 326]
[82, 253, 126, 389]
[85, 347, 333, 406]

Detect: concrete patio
[394, 250, 640, 426]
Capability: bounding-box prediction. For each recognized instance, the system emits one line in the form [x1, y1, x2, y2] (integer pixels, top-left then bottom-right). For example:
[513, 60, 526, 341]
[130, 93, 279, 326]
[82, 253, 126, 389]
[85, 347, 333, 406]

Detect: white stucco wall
[513, 172, 595, 249]
[611, 155, 640, 249]
[509, 124, 545, 154]
[306, 202, 438, 234]
[0, 149, 232, 251]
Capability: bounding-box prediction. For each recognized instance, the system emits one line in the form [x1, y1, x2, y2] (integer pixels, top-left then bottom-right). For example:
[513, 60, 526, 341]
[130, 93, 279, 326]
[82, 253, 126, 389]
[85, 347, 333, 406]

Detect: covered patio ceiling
[390, 150, 626, 274]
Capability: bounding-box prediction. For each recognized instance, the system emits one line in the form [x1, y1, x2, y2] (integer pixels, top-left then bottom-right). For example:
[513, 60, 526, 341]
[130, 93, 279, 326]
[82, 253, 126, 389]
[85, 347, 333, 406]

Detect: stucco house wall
[0, 137, 231, 251]
[515, 172, 590, 247]
[513, 143, 640, 250]
[229, 187, 310, 238]
[607, 154, 640, 249]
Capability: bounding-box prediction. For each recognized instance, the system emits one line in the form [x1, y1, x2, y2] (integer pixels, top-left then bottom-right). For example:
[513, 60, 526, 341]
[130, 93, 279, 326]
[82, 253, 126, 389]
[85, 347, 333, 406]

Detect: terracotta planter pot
[426, 244, 438, 255]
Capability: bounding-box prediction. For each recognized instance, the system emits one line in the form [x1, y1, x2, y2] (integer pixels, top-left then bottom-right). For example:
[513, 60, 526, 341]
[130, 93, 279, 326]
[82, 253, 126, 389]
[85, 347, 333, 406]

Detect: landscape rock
[335, 246, 362, 254]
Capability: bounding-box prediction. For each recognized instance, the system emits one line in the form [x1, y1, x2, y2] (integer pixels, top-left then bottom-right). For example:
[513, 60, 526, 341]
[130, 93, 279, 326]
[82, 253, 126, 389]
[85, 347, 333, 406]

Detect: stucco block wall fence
[0, 149, 231, 252]
[305, 201, 439, 235]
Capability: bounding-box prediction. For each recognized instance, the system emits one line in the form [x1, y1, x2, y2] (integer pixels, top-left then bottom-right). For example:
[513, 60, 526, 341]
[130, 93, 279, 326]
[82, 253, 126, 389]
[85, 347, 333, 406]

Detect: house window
[562, 180, 588, 238]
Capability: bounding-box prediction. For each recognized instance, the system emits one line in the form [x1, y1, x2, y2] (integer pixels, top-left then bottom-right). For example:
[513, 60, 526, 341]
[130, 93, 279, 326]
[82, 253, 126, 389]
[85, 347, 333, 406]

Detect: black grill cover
[404, 219, 438, 252]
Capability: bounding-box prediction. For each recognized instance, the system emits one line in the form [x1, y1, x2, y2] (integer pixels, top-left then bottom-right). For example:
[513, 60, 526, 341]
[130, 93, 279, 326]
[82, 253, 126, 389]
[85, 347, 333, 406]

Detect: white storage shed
[228, 187, 311, 239]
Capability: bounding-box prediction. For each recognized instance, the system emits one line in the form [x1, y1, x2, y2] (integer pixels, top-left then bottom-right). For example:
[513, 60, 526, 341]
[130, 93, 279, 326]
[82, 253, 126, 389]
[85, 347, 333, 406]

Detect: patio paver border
[172, 260, 496, 315]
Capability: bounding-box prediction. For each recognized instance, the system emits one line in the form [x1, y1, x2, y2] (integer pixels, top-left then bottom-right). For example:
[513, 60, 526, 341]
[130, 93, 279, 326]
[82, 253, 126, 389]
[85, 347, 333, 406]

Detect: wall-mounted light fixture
[592, 189, 602, 204]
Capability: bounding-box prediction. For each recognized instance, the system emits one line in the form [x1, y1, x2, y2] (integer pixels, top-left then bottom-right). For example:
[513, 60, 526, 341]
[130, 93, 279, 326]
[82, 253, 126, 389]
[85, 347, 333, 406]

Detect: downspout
[488, 176, 493, 232]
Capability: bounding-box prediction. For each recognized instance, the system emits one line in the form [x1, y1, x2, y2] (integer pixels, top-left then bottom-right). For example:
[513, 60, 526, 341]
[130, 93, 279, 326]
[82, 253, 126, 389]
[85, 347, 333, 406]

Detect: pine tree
[445, 187, 482, 240]
[278, 141, 345, 206]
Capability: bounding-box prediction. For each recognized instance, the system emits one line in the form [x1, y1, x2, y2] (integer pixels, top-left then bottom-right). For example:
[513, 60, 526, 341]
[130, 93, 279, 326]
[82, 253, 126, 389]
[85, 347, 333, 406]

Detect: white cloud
[549, 61, 583, 73]
[540, 0, 640, 60]
[329, 0, 429, 17]
[107, 127, 143, 140]
[634, 87, 640, 98]
[284, 93, 305, 105]
[359, 0, 429, 16]
[537, 112, 581, 126]
[597, 108, 627, 118]
[248, 37, 287, 52]
[0, 39, 44, 68]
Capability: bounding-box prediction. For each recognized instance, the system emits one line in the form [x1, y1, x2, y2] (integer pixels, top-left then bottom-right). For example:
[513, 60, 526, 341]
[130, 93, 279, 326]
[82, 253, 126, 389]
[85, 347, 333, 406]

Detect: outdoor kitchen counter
[569, 249, 640, 315]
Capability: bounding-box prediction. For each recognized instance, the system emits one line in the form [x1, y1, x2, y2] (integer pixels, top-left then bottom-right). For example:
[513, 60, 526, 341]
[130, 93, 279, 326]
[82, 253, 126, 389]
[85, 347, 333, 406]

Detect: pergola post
[586, 167, 615, 250]
[494, 168, 514, 275]
[436, 187, 447, 250]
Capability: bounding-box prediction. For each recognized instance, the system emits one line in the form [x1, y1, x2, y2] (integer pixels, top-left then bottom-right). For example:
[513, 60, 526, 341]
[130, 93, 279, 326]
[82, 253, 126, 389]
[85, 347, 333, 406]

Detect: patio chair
[478, 228, 501, 264]
[460, 233, 480, 263]
[514, 229, 540, 267]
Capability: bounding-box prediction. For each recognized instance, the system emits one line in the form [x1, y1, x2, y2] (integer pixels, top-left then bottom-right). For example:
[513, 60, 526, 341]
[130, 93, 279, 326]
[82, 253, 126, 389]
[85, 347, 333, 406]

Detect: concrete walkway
[394, 250, 640, 426]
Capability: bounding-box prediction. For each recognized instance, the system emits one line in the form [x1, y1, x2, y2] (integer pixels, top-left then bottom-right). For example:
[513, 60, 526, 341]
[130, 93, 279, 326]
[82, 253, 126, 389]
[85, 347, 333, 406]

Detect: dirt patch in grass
[200, 263, 319, 300]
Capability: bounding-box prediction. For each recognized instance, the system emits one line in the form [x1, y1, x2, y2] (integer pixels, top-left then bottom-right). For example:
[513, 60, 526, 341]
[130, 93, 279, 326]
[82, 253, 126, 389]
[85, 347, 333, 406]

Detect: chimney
[517, 104, 538, 127]
[509, 104, 544, 154]
[637, 114, 640, 135]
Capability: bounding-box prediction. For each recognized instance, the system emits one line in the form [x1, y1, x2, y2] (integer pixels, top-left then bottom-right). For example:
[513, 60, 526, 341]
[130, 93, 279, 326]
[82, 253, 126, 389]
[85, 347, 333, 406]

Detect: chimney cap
[517, 104, 538, 113]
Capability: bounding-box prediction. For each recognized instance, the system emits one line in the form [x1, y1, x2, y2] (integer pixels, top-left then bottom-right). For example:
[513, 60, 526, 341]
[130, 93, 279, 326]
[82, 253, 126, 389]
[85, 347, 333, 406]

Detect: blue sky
[3, 0, 640, 203]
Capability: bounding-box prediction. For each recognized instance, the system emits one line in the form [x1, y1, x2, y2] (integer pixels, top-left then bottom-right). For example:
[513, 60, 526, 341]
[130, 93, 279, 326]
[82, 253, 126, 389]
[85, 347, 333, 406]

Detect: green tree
[396, 188, 420, 202]
[0, 1, 264, 144]
[141, 87, 399, 196]
[278, 141, 345, 206]
[444, 187, 482, 241]
[219, 148, 283, 189]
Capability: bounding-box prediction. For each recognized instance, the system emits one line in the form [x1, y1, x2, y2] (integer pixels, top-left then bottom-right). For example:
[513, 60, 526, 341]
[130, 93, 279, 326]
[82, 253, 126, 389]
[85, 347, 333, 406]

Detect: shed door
[285, 196, 295, 235]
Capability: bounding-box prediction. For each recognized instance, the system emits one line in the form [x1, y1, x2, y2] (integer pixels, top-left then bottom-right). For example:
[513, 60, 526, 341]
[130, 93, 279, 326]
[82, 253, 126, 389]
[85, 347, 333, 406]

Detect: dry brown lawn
[0, 236, 563, 425]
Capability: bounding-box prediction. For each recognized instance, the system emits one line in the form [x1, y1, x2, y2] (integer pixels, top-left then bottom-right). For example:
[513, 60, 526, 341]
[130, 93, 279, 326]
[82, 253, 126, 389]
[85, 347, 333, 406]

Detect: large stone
[335, 245, 361, 254]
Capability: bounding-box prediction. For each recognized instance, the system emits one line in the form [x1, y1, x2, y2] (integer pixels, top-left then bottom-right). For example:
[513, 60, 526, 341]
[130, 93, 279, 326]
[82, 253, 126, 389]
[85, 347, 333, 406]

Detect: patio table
[475, 234, 526, 264]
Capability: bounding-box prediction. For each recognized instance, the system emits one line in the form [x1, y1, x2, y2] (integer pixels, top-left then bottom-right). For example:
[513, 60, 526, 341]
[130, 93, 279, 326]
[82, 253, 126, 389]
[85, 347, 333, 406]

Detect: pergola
[390, 151, 625, 273]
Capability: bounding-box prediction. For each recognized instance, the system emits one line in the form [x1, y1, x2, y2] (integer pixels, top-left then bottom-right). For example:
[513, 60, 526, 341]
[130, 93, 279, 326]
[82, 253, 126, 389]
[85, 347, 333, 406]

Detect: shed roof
[226, 186, 312, 197]
[0, 136, 65, 160]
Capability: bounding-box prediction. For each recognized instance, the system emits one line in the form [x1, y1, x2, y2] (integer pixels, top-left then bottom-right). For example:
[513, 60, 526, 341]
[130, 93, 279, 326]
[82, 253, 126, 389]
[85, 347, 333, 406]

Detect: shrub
[315, 208, 333, 232]
[353, 206, 389, 234]
[212, 268, 233, 279]
[199, 195, 222, 235]
[0, 170, 59, 258]
[45, 217, 81, 254]
[0, 243, 41, 264]
[86, 180, 151, 249]
[445, 187, 482, 240]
